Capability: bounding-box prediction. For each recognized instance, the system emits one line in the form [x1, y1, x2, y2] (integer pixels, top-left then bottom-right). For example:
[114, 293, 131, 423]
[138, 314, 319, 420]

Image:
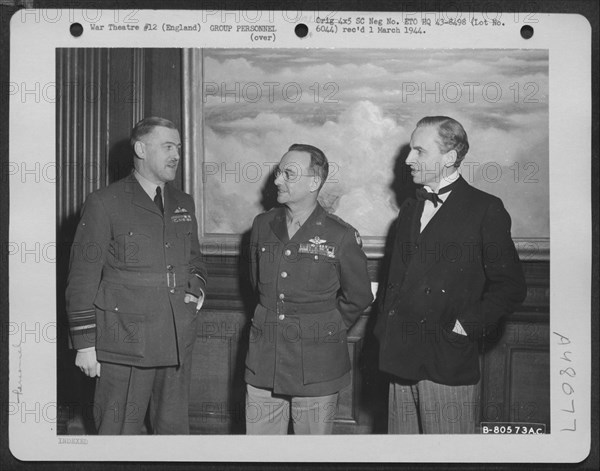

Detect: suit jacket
[245, 204, 373, 396]
[65, 173, 207, 367]
[374, 176, 526, 385]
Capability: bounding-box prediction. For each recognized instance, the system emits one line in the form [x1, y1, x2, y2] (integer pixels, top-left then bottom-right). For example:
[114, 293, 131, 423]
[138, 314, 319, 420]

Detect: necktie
[415, 178, 459, 208]
[154, 186, 164, 214]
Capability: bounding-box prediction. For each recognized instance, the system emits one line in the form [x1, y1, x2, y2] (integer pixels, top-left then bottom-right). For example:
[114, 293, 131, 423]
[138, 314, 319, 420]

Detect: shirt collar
[134, 170, 164, 201]
[286, 203, 317, 227]
[424, 169, 459, 194]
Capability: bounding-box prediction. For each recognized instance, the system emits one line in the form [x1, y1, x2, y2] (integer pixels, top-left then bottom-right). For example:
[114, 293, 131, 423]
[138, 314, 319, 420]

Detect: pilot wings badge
[309, 236, 326, 245]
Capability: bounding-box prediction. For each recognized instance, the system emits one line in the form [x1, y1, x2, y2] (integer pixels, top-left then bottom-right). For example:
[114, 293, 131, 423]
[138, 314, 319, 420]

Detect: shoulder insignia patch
[355, 230, 362, 247]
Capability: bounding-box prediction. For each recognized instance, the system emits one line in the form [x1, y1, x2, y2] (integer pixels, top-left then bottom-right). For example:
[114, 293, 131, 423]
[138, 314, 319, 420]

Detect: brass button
[279, 293, 285, 300]
[278, 314, 285, 320]
[128, 231, 133, 236]
[167, 265, 173, 271]
[170, 289, 175, 294]
[281, 272, 288, 278]
[284, 249, 291, 256]
[424, 287, 431, 294]
[314, 255, 318, 260]
[388, 309, 395, 316]
[165, 242, 170, 248]
[420, 318, 426, 324]
[114, 307, 119, 311]
[261, 247, 266, 252]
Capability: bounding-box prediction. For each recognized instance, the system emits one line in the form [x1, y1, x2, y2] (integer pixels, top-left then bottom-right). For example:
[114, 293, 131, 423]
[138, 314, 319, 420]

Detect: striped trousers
[388, 379, 480, 434]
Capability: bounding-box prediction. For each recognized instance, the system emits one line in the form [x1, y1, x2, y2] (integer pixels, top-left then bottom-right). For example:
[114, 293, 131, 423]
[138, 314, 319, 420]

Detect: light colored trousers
[246, 384, 338, 435]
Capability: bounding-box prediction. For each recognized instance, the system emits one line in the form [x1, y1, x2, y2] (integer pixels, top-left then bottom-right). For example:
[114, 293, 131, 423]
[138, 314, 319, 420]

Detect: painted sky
[201, 49, 548, 238]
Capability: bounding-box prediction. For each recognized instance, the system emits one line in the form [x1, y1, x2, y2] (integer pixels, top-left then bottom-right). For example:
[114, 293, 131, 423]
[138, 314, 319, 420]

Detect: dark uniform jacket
[65, 173, 207, 367]
[374, 176, 527, 385]
[245, 204, 373, 396]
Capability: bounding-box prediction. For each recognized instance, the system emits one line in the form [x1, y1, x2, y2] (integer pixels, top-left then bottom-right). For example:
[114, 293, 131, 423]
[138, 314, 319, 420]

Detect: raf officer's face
[274, 150, 319, 207]
[405, 125, 457, 191]
[135, 126, 181, 184]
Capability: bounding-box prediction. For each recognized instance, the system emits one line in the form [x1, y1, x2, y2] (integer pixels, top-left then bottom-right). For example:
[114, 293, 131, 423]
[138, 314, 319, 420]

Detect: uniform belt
[261, 299, 338, 314]
[102, 270, 188, 288]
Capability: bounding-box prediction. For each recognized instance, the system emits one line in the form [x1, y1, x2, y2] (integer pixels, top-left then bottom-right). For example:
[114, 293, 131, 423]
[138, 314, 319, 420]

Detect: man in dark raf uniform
[375, 116, 527, 434]
[245, 144, 373, 434]
[66, 117, 207, 434]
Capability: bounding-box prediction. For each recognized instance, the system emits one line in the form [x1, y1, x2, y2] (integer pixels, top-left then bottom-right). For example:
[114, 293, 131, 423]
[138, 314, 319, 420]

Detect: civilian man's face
[274, 151, 317, 206]
[406, 125, 456, 190]
[135, 126, 181, 184]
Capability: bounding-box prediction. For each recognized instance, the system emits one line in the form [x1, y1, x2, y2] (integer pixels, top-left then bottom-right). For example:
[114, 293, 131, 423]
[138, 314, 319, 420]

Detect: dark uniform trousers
[66, 174, 207, 434]
[245, 204, 373, 434]
[94, 342, 193, 434]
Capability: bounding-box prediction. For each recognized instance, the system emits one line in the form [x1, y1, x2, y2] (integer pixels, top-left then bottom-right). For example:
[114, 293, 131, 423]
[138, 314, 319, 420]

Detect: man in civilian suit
[375, 116, 527, 434]
[66, 117, 207, 434]
[245, 144, 373, 434]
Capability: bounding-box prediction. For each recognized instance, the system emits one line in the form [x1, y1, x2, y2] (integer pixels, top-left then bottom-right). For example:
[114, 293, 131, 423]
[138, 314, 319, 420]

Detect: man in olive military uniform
[66, 117, 207, 434]
[245, 143, 373, 434]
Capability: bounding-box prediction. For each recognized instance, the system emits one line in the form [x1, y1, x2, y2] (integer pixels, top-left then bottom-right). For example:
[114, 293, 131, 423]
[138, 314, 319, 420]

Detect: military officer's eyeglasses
[274, 167, 314, 182]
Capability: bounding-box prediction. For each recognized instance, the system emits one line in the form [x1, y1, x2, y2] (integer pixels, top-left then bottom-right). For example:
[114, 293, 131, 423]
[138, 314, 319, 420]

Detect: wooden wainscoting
[480, 262, 550, 431]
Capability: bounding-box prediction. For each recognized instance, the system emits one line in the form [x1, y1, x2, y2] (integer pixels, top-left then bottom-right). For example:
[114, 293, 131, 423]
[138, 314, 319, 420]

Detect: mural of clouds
[201, 49, 548, 238]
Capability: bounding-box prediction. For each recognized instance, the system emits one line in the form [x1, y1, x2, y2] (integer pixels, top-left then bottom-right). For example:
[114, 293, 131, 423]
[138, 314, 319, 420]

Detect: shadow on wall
[360, 142, 418, 433]
[108, 139, 134, 184]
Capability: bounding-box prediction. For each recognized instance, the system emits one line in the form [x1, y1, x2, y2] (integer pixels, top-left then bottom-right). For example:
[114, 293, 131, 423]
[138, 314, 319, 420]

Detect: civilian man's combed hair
[130, 117, 177, 148]
[416, 116, 470, 167]
[288, 143, 329, 189]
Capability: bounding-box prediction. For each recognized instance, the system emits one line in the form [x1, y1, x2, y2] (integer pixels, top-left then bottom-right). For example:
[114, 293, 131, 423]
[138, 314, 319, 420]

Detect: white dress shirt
[419, 170, 460, 233]
[134, 170, 164, 204]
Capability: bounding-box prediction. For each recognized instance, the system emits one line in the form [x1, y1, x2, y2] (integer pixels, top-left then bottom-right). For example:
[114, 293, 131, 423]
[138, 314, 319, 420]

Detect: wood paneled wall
[56, 48, 182, 432]
[56, 48, 550, 435]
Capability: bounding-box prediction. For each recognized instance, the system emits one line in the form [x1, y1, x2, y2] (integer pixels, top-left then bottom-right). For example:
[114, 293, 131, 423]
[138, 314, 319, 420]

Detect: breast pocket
[175, 224, 193, 258]
[258, 244, 277, 284]
[298, 254, 338, 292]
[112, 224, 155, 268]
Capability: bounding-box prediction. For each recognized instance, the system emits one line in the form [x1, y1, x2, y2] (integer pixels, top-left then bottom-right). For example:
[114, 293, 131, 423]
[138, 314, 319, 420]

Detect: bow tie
[415, 179, 459, 208]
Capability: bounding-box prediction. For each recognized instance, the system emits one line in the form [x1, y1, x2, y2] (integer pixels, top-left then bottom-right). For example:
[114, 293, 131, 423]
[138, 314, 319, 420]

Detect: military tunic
[66, 173, 207, 367]
[245, 204, 373, 396]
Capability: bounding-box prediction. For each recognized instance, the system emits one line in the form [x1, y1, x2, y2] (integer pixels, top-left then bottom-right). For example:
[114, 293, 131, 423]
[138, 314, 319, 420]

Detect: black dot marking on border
[520, 25, 534, 39]
[295, 23, 308, 38]
[70, 23, 83, 37]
